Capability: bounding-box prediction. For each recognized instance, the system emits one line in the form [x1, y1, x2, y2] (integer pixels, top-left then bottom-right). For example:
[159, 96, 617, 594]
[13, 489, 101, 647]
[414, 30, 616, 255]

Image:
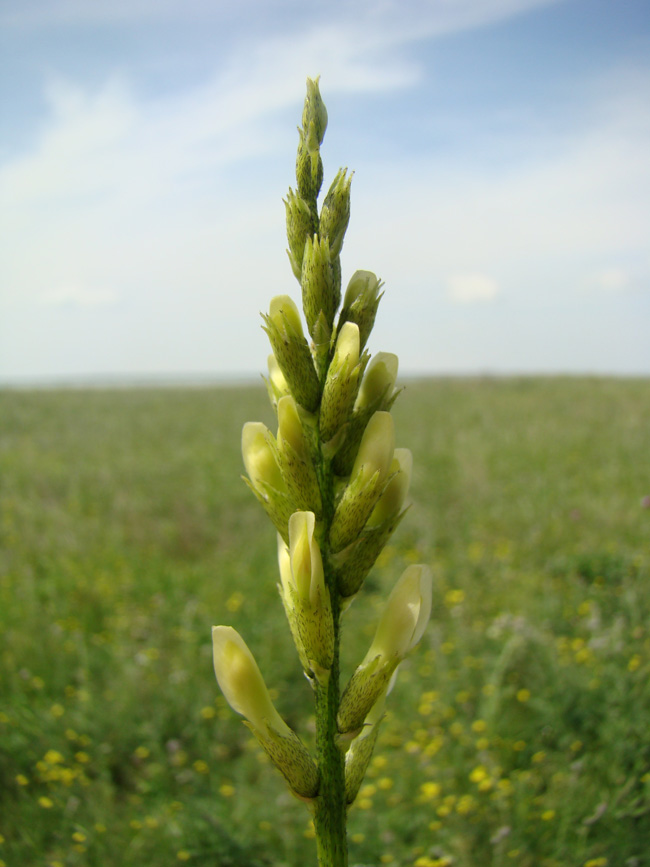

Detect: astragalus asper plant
[212, 77, 432, 867]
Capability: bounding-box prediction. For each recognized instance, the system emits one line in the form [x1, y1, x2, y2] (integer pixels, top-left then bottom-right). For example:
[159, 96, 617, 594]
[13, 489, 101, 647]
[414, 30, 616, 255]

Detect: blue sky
[1, 0, 649, 383]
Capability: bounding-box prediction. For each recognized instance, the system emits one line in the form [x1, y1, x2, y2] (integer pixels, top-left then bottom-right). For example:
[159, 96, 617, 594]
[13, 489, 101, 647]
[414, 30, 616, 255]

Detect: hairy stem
[313, 441, 348, 866]
[314, 595, 347, 867]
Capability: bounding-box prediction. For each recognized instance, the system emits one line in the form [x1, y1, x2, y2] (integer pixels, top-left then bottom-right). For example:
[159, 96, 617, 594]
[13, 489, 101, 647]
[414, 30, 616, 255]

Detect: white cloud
[1, 76, 137, 203]
[590, 268, 631, 293]
[582, 264, 650, 296]
[447, 273, 501, 304]
[39, 285, 119, 308]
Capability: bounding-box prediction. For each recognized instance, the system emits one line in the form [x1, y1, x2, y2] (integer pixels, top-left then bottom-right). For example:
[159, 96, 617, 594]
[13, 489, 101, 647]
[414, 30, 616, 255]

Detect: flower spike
[215, 78, 433, 861]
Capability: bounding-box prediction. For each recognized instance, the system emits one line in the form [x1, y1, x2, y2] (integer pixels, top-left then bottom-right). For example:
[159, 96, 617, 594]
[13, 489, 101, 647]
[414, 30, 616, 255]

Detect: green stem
[313, 444, 348, 867]
[314, 596, 347, 867]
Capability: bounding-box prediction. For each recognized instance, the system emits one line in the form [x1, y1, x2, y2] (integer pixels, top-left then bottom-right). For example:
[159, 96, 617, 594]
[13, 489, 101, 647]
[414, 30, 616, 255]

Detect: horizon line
[1, 369, 649, 390]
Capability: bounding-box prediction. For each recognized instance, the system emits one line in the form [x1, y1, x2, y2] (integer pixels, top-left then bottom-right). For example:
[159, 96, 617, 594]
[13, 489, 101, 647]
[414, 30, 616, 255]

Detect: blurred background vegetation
[1, 377, 649, 866]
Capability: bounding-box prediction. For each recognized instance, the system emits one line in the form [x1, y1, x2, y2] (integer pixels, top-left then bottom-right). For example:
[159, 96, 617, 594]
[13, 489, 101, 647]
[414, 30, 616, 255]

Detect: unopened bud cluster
[212, 78, 432, 823]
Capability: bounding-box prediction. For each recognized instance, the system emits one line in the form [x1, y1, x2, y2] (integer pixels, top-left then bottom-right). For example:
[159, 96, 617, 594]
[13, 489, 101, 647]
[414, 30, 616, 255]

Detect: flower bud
[333, 319, 360, 369]
[212, 626, 319, 798]
[302, 76, 328, 147]
[301, 234, 337, 336]
[343, 270, 382, 310]
[265, 354, 291, 409]
[269, 294, 303, 337]
[319, 323, 367, 443]
[262, 295, 320, 412]
[330, 353, 400, 477]
[339, 270, 384, 351]
[285, 188, 315, 281]
[366, 448, 412, 528]
[276, 396, 321, 513]
[277, 395, 308, 460]
[296, 126, 324, 203]
[278, 535, 311, 674]
[242, 421, 293, 540]
[311, 310, 333, 383]
[242, 422, 285, 493]
[369, 564, 432, 660]
[212, 626, 288, 734]
[350, 410, 395, 488]
[329, 411, 395, 552]
[355, 352, 399, 412]
[289, 511, 325, 607]
[278, 513, 334, 678]
[319, 167, 352, 259]
[337, 565, 432, 734]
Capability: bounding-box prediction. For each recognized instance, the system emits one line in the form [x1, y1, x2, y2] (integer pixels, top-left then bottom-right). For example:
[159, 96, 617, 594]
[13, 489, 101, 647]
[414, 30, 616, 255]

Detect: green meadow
[1, 377, 649, 867]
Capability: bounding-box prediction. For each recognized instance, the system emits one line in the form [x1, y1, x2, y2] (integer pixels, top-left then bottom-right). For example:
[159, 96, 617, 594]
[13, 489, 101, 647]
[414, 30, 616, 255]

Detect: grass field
[1, 377, 649, 867]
